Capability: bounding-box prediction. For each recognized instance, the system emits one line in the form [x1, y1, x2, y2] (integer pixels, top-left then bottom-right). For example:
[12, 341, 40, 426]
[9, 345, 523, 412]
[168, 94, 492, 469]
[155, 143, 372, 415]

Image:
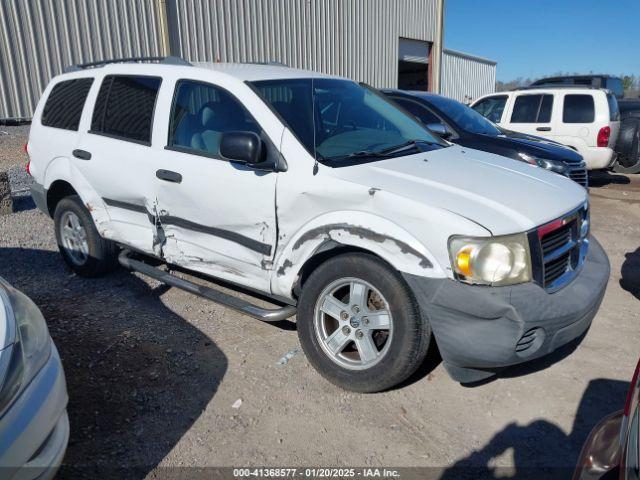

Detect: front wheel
[297, 253, 431, 392]
[54, 195, 119, 277]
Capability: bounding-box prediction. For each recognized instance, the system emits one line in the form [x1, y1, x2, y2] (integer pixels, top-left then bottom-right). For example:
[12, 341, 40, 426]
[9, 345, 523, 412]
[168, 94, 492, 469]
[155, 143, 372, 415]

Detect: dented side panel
[269, 129, 491, 299]
[148, 75, 285, 292]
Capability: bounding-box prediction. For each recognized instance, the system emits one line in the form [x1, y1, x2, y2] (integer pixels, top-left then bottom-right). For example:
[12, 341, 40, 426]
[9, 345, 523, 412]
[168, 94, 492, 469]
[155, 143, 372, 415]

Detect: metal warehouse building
[442, 49, 497, 104]
[0, 0, 495, 120]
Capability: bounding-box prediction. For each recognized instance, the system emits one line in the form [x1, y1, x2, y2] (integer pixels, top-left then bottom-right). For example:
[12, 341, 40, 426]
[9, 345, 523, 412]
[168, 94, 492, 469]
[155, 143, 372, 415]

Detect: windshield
[427, 95, 502, 136]
[250, 78, 446, 164]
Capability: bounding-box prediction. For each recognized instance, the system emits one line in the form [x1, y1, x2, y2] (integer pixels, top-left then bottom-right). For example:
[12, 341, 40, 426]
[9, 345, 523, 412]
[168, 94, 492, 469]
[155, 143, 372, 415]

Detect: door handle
[72, 149, 92, 160]
[156, 169, 182, 183]
[536, 127, 551, 132]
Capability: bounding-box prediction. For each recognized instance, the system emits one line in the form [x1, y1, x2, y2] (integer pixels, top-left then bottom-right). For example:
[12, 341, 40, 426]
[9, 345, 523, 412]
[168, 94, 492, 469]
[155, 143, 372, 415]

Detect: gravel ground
[0, 128, 638, 479]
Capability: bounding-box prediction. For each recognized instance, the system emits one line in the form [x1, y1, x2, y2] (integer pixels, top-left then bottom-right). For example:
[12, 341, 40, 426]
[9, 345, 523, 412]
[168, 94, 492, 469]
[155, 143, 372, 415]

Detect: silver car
[0, 278, 69, 479]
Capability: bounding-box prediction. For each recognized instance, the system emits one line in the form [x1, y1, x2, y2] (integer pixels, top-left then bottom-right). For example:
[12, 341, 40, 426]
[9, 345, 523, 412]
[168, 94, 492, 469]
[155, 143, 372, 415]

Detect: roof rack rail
[511, 84, 604, 92]
[63, 56, 192, 73]
[239, 61, 288, 67]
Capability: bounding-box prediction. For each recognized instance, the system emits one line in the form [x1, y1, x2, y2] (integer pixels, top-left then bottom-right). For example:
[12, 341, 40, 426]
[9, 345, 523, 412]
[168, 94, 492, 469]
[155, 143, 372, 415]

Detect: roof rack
[512, 84, 606, 92]
[237, 60, 288, 67]
[63, 56, 192, 73]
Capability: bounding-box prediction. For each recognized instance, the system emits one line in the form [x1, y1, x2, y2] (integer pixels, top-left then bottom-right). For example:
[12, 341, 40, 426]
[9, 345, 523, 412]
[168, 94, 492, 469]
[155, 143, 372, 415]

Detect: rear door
[552, 93, 597, 150]
[74, 74, 162, 254]
[152, 78, 281, 292]
[502, 93, 554, 138]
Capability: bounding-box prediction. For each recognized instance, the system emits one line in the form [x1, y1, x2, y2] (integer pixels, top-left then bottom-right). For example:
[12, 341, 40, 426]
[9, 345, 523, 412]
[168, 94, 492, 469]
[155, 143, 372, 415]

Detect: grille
[565, 161, 588, 187]
[537, 206, 589, 291]
[541, 225, 571, 257]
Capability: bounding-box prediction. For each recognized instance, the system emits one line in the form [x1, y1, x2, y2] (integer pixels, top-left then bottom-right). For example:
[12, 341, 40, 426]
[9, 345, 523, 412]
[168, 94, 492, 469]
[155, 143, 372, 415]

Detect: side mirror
[220, 131, 263, 165]
[426, 123, 452, 139]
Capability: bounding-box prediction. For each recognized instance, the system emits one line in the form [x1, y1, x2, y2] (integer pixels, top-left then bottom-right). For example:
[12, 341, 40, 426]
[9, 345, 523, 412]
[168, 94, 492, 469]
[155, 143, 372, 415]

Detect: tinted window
[251, 78, 444, 163]
[605, 77, 624, 98]
[563, 95, 595, 123]
[169, 80, 260, 157]
[41, 78, 93, 131]
[607, 93, 620, 121]
[539, 95, 553, 122]
[427, 95, 502, 135]
[91, 75, 161, 144]
[393, 97, 441, 125]
[511, 94, 553, 123]
[471, 96, 507, 123]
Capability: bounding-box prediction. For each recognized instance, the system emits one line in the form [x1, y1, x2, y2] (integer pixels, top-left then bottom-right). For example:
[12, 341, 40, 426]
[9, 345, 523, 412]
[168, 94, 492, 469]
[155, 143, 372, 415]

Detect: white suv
[27, 58, 609, 392]
[471, 87, 621, 170]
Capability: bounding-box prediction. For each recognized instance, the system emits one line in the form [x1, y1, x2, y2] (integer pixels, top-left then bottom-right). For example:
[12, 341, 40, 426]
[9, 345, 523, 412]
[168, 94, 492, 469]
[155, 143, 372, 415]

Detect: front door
[152, 79, 280, 291]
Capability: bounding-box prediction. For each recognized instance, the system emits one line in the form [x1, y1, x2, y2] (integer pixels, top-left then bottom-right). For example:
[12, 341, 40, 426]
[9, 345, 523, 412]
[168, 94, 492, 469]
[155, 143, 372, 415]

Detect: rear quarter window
[41, 78, 94, 131]
[563, 94, 595, 123]
[90, 75, 162, 144]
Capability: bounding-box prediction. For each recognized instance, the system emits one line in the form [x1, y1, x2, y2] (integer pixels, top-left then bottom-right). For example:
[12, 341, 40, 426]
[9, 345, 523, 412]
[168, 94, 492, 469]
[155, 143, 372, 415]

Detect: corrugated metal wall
[441, 49, 496, 104]
[1, 0, 439, 120]
[0, 0, 164, 120]
[167, 0, 437, 88]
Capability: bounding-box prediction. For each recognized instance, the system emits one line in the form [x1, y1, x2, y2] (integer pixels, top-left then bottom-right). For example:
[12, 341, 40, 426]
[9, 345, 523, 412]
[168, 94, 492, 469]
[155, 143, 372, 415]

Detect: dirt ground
[0, 127, 639, 479]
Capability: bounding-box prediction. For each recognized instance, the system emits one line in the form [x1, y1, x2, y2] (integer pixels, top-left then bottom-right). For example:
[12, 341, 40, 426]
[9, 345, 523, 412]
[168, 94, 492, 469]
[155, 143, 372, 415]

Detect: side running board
[118, 250, 297, 322]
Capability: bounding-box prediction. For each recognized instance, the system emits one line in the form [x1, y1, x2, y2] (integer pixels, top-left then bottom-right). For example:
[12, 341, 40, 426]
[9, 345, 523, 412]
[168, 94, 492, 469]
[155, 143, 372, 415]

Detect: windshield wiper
[329, 139, 437, 161]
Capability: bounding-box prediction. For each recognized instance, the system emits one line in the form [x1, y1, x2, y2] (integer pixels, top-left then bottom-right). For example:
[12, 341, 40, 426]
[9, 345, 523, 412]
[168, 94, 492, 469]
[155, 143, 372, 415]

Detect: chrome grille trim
[536, 204, 590, 292]
[564, 161, 588, 187]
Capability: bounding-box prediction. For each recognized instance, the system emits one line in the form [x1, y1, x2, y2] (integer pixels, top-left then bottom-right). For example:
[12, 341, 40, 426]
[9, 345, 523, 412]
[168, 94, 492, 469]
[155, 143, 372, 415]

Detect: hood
[492, 129, 584, 163]
[332, 145, 587, 235]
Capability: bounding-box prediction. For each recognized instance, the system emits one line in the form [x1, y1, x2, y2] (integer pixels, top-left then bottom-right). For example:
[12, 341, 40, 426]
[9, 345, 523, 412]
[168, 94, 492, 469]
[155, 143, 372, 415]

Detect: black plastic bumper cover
[403, 236, 610, 383]
[30, 182, 48, 216]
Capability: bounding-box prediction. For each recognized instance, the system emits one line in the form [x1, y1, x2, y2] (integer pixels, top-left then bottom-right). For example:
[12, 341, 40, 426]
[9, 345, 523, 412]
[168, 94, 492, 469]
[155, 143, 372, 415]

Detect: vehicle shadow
[0, 248, 228, 479]
[439, 377, 630, 480]
[620, 248, 640, 301]
[588, 170, 631, 188]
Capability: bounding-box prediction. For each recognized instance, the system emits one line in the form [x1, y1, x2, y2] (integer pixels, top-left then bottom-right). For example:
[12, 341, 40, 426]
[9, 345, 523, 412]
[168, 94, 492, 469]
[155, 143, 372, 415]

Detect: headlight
[518, 153, 567, 174]
[449, 233, 532, 286]
[0, 278, 51, 411]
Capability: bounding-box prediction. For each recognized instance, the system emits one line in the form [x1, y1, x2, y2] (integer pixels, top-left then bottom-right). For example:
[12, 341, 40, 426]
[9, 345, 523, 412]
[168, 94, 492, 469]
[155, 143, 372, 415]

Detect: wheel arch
[46, 180, 78, 217]
[270, 212, 445, 299]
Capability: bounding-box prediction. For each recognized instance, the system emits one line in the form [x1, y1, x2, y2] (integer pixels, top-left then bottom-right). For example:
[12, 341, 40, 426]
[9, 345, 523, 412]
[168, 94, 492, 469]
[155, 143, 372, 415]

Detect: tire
[297, 253, 431, 392]
[54, 195, 119, 277]
[613, 117, 640, 174]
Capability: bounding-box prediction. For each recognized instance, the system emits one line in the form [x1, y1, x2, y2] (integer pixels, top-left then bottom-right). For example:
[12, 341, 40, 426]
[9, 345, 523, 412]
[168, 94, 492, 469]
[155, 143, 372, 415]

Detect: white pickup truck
[27, 58, 609, 392]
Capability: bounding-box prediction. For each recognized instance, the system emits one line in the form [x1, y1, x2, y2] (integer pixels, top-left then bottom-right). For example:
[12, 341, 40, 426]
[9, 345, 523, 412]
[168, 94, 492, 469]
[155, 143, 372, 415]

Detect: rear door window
[168, 80, 260, 157]
[90, 75, 162, 144]
[41, 78, 94, 131]
[510, 94, 553, 123]
[472, 95, 507, 123]
[563, 94, 595, 123]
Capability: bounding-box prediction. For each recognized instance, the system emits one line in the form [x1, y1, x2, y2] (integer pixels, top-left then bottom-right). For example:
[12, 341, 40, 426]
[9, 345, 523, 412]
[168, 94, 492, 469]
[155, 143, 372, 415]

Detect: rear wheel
[297, 253, 431, 392]
[54, 195, 119, 277]
[613, 118, 640, 174]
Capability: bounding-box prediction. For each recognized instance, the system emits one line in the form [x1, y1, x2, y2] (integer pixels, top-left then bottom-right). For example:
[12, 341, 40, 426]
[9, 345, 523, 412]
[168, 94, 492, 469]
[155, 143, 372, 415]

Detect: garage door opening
[397, 38, 430, 91]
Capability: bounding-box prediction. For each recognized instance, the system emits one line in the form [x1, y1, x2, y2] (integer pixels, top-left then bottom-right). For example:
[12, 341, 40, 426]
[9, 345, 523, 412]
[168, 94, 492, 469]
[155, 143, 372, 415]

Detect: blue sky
[445, 0, 640, 82]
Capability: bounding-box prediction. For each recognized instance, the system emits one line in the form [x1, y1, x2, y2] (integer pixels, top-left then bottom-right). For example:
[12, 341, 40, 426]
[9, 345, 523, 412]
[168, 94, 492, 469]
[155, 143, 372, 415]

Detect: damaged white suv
[28, 58, 609, 392]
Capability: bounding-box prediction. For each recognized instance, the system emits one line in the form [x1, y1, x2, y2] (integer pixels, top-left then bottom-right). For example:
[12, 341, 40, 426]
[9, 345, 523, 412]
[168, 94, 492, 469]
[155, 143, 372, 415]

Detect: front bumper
[403, 236, 610, 383]
[0, 344, 69, 480]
